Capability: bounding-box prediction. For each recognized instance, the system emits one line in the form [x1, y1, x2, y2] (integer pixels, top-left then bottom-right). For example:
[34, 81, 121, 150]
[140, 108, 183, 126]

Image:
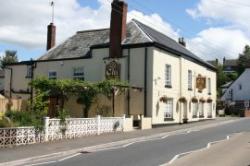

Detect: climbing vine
[30, 77, 128, 117]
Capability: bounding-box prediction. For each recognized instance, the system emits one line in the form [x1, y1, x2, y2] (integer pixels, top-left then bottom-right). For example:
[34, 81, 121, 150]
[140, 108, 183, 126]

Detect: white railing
[44, 115, 125, 142]
[0, 115, 126, 147]
[0, 127, 40, 148]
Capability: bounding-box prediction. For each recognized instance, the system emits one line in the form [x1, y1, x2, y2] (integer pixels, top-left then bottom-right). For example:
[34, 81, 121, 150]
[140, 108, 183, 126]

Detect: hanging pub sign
[196, 74, 206, 93]
[105, 61, 121, 80]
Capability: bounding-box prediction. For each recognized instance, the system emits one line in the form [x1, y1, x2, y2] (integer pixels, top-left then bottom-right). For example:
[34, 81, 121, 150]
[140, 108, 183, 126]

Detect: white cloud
[0, 0, 179, 50]
[186, 0, 250, 31]
[187, 27, 250, 60]
[186, 0, 250, 60]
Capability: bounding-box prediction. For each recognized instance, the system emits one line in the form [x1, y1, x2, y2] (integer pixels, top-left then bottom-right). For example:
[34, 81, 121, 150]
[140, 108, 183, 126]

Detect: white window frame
[162, 99, 174, 120]
[73, 67, 84, 80]
[208, 103, 212, 117]
[188, 70, 192, 90]
[165, 64, 172, 87]
[48, 71, 57, 80]
[192, 102, 198, 117]
[199, 103, 204, 117]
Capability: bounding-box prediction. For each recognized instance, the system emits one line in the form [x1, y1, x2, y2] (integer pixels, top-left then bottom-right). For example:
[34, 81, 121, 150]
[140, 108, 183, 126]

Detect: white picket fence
[0, 115, 125, 148]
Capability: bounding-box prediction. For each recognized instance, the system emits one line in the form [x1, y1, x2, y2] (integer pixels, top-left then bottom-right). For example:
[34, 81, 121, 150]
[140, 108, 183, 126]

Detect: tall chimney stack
[46, 23, 56, 50]
[109, 0, 128, 58]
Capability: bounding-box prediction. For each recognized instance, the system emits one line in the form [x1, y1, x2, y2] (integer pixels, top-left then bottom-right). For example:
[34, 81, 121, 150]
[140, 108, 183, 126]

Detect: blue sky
[0, 0, 250, 61]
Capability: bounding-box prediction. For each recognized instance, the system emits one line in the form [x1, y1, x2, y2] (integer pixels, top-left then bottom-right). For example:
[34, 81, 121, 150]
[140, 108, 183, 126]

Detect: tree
[216, 64, 229, 97]
[238, 45, 250, 75]
[0, 50, 18, 68]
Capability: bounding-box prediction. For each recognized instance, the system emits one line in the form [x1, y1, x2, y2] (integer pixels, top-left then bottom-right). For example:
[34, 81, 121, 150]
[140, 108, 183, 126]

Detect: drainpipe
[127, 49, 130, 116]
[179, 57, 182, 123]
[144, 47, 148, 117]
[30, 60, 36, 108]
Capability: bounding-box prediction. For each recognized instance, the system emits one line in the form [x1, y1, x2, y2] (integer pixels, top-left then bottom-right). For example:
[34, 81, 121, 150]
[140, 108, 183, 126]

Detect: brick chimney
[47, 23, 56, 50]
[109, 0, 128, 58]
[178, 37, 186, 47]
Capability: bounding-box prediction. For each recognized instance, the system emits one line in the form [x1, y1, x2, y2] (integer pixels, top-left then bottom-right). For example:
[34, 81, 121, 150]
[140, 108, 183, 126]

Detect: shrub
[0, 117, 13, 128]
[5, 110, 44, 129]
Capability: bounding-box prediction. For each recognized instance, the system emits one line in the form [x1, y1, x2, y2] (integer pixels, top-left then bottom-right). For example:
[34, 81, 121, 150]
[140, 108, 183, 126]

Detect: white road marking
[161, 135, 169, 139]
[159, 133, 242, 166]
[27, 160, 57, 166]
[58, 153, 81, 162]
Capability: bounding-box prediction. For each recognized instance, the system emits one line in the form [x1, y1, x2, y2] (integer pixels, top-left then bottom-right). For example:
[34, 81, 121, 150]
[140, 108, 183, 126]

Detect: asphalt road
[34, 118, 250, 166]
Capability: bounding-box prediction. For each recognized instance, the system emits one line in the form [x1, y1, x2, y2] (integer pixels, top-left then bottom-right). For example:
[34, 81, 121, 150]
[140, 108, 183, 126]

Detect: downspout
[30, 61, 36, 108]
[144, 47, 148, 117]
[179, 58, 182, 123]
[127, 48, 130, 116]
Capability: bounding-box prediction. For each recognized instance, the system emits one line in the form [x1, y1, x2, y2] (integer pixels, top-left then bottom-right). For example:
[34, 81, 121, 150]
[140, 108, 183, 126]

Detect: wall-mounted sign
[196, 74, 206, 93]
[105, 61, 121, 80]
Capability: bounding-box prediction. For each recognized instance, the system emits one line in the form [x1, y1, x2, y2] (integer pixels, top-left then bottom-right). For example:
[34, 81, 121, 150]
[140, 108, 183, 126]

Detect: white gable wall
[222, 69, 250, 101]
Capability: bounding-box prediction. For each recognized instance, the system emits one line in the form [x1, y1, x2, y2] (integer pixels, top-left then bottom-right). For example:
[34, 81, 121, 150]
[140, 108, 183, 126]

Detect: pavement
[0, 117, 244, 166]
[171, 132, 250, 166]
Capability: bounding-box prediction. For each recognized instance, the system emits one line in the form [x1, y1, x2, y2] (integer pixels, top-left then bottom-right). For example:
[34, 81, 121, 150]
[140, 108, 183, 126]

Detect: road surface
[29, 118, 250, 166]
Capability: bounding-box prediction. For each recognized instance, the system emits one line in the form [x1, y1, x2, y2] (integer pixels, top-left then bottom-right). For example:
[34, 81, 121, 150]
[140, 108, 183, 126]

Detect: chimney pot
[47, 23, 56, 50]
[178, 37, 186, 47]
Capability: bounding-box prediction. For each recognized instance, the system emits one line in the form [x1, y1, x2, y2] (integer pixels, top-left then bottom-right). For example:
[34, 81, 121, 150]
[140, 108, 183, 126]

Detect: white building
[4, 0, 217, 125]
[222, 68, 250, 103]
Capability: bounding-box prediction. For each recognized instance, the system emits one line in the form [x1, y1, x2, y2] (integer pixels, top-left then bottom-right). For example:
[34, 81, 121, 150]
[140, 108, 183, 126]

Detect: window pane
[165, 65, 171, 86]
[188, 70, 192, 89]
[73, 67, 84, 80]
[163, 99, 173, 120]
[48, 71, 57, 80]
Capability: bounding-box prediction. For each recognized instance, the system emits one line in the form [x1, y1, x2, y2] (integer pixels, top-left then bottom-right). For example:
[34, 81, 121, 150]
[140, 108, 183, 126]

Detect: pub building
[4, 0, 216, 126]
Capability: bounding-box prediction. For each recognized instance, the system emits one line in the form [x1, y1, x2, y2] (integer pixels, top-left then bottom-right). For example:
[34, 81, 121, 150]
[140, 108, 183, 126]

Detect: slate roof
[207, 60, 218, 66]
[224, 59, 238, 67]
[38, 19, 215, 70]
[39, 20, 150, 60]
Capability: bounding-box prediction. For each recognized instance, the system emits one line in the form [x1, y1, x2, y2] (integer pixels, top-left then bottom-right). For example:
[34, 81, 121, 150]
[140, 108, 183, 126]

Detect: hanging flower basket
[179, 97, 187, 103]
[191, 97, 198, 103]
[199, 98, 206, 103]
[207, 98, 213, 103]
[160, 96, 168, 103]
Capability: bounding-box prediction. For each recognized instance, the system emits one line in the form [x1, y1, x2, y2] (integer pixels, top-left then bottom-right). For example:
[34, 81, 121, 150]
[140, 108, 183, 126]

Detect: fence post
[122, 114, 126, 131]
[97, 115, 101, 135]
[44, 117, 50, 142]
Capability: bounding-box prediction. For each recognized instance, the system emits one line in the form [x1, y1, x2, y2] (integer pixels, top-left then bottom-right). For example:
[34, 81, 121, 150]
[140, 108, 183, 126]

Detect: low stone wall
[140, 116, 152, 130]
[0, 127, 41, 148]
[123, 116, 134, 132]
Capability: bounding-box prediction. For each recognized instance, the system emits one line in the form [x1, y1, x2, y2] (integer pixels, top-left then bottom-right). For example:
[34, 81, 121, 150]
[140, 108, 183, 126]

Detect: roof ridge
[132, 19, 179, 45]
[77, 28, 109, 34]
[131, 19, 155, 42]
